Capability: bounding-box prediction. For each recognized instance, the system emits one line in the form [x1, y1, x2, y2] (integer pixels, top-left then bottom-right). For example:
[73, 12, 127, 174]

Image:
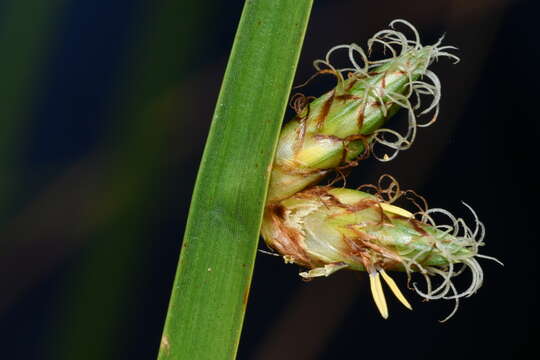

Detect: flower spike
[267, 20, 459, 201]
[261, 176, 501, 321]
[261, 20, 500, 322]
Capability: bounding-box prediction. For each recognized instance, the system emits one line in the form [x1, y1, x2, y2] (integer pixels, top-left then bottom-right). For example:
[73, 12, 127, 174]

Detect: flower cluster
[262, 20, 501, 321]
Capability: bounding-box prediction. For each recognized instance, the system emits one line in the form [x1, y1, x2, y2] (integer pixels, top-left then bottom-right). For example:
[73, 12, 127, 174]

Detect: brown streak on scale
[345, 199, 379, 213]
[335, 94, 361, 102]
[410, 219, 429, 236]
[316, 89, 335, 129]
[357, 106, 366, 131]
[345, 78, 358, 92]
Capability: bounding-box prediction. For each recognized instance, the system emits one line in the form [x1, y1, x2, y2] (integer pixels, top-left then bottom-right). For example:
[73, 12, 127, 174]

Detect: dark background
[0, 0, 537, 359]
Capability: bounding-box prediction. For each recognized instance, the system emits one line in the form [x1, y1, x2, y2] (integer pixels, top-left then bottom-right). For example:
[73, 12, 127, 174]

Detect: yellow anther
[380, 269, 412, 310]
[369, 272, 389, 319]
[380, 203, 414, 218]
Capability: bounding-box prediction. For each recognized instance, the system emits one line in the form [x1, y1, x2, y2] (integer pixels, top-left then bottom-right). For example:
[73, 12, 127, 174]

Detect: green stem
[157, 1, 313, 359]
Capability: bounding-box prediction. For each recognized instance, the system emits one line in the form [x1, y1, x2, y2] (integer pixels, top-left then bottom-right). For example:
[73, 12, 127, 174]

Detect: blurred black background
[0, 0, 537, 359]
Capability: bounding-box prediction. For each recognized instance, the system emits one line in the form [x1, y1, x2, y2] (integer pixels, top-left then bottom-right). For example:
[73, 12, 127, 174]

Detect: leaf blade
[158, 1, 313, 359]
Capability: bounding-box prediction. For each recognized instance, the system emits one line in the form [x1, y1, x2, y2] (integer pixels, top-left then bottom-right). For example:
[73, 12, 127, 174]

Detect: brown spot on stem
[160, 335, 171, 355]
[243, 286, 250, 306]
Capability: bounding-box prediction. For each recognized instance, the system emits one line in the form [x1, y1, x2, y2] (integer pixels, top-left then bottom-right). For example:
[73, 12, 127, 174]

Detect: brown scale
[265, 203, 314, 267]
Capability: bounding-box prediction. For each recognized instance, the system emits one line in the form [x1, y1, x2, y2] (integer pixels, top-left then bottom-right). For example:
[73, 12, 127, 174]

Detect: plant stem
[157, 1, 313, 359]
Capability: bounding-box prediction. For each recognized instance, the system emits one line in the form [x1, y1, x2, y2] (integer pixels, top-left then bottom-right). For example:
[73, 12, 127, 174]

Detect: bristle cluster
[312, 19, 459, 161]
[262, 20, 499, 322]
[408, 204, 503, 322]
[359, 175, 502, 321]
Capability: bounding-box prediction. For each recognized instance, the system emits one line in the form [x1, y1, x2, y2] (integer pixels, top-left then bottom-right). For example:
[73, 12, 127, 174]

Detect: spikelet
[261, 175, 501, 321]
[268, 20, 459, 201]
[262, 20, 500, 321]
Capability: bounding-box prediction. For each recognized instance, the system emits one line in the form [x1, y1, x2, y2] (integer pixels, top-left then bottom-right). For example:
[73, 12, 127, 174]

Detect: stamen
[369, 272, 389, 319]
[380, 203, 414, 218]
[380, 270, 413, 310]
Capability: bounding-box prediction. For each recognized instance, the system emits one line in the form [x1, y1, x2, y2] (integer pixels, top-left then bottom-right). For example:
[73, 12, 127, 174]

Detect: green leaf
[157, 1, 313, 359]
